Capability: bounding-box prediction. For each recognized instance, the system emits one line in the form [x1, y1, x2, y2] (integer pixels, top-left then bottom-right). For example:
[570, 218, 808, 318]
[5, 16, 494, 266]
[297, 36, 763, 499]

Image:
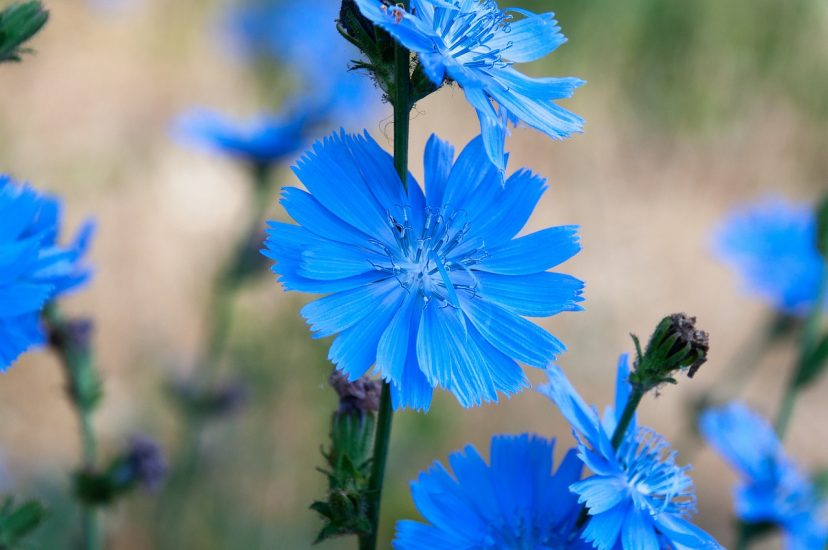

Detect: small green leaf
[0, 1, 49, 64]
[0, 498, 47, 548]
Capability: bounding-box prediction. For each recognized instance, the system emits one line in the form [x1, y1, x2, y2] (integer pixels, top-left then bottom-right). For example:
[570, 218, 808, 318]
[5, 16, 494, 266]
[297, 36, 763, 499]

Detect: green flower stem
[610, 387, 644, 450]
[776, 265, 827, 438]
[44, 306, 101, 550]
[203, 163, 272, 383]
[361, 12, 411, 550]
[734, 524, 750, 550]
[159, 163, 273, 549]
[575, 383, 645, 528]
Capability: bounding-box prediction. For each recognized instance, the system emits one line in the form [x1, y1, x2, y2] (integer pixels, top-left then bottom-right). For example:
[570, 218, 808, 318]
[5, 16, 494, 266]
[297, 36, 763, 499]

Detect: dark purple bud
[125, 436, 168, 492]
[329, 370, 381, 415]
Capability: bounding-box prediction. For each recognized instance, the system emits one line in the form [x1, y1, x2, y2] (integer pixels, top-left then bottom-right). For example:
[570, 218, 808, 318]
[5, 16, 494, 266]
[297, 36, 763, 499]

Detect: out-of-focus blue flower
[394, 434, 590, 549]
[714, 197, 826, 315]
[222, 0, 377, 126]
[700, 403, 828, 549]
[540, 356, 721, 550]
[354, 0, 584, 169]
[0, 175, 94, 371]
[173, 106, 312, 166]
[262, 130, 583, 410]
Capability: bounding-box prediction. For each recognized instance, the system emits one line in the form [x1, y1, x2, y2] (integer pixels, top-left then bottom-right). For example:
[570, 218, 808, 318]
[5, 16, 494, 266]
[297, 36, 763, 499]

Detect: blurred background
[1, 0, 827, 547]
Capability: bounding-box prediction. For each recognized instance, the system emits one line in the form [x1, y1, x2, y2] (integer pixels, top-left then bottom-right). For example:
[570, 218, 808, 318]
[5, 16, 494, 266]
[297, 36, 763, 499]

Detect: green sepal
[0, 1, 48, 63]
[0, 498, 47, 548]
[74, 455, 141, 507]
[337, 0, 442, 108]
[312, 410, 376, 543]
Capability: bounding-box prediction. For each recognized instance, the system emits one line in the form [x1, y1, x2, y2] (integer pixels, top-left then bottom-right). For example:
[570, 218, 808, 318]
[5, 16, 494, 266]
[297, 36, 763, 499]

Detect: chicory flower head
[0, 175, 94, 371]
[354, 0, 584, 169]
[173, 106, 312, 167]
[394, 434, 590, 549]
[541, 356, 722, 550]
[222, 0, 377, 126]
[714, 197, 826, 315]
[700, 403, 828, 549]
[262, 130, 583, 410]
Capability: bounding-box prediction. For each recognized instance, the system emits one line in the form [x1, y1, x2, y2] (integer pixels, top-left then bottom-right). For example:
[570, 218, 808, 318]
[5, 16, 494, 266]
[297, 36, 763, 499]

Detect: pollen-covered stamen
[617, 428, 697, 518]
[371, 207, 486, 307]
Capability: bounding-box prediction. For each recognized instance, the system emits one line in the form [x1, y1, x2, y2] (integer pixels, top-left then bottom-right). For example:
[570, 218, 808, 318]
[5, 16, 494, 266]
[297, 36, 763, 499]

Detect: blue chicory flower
[714, 197, 826, 315]
[262, 130, 583, 410]
[540, 356, 722, 550]
[353, 0, 584, 169]
[221, 0, 377, 126]
[394, 434, 591, 549]
[0, 175, 94, 371]
[173, 106, 312, 167]
[700, 403, 828, 549]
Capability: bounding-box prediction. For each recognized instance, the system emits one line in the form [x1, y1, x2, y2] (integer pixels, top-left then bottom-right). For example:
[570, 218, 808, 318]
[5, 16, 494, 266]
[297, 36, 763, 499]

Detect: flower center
[617, 428, 696, 518]
[371, 206, 487, 308]
[432, 0, 514, 69]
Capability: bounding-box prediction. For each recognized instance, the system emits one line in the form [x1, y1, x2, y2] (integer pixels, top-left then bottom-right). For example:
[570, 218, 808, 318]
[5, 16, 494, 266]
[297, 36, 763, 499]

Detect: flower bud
[630, 313, 710, 393]
[311, 371, 379, 542]
[75, 436, 168, 505]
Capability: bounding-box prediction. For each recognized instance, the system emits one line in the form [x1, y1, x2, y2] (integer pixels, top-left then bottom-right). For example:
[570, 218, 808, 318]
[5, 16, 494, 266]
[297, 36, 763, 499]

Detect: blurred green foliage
[530, 0, 828, 133]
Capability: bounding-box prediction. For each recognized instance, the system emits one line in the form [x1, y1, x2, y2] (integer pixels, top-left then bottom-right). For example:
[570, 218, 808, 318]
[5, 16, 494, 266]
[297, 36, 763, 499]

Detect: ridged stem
[361, 11, 411, 549]
[776, 264, 827, 438]
[45, 306, 101, 550]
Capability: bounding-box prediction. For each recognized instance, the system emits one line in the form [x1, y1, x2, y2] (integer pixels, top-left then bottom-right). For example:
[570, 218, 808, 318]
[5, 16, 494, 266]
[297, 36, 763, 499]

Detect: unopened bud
[630, 313, 710, 393]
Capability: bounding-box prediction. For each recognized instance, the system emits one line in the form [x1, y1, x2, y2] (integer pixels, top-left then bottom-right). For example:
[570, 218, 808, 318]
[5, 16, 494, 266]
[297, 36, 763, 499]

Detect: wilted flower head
[701, 403, 828, 549]
[541, 357, 721, 549]
[354, 0, 584, 169]
[0, 175, 94, 371]
[714, 197, 826, 315]
[262, 130, 583, 410]
[394, 434, 590, 549]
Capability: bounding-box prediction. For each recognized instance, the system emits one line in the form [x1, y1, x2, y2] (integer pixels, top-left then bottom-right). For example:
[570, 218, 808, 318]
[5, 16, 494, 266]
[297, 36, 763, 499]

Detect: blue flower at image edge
[714, 197, 826, 315]
[540, 356, 722, 549]
[700, 403, 828, 549]
[354, 0, 584, 169]
[0, 175, 95, 371]
[173, 106, 313, 167]
[394, 434, 591, 549]
[262, 130, 583, 410]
